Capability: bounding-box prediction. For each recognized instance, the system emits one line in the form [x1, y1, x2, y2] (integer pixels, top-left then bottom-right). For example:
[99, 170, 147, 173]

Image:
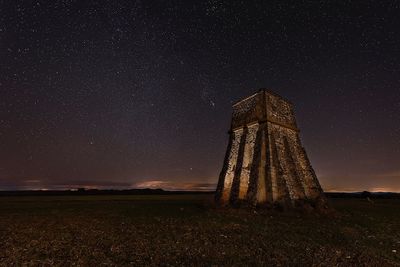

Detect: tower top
[231, 89, 298, 131]
[232, 89, 293, 107]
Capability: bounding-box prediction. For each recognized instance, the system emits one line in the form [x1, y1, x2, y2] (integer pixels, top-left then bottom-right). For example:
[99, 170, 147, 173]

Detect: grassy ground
[0, 195, 399, 266]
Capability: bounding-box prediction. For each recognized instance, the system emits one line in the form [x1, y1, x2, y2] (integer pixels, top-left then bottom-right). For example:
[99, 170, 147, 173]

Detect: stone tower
[215, 89, 326, 209]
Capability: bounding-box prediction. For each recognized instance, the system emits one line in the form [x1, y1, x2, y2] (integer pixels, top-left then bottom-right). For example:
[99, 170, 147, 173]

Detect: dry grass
[0, 195, 399, 266]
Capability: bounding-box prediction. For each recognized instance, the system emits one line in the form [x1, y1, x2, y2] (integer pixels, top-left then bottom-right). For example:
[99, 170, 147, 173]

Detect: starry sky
[1, 1, 399, 192]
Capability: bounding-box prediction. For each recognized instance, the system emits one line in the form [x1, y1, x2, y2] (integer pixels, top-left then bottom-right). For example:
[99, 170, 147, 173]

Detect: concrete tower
[215, 89, 326, 209]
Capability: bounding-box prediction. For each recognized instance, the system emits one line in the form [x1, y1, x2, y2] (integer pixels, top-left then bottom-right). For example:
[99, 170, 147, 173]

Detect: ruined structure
[215, 89, 326, 209]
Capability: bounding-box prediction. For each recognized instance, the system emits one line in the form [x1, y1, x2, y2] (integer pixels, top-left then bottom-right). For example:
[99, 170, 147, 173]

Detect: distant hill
[0, 189, 399, 198]
[325, 191, 400, 199]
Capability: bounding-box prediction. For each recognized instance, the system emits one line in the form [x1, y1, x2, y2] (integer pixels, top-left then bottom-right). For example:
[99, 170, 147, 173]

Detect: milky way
[1, 1, 399, 191]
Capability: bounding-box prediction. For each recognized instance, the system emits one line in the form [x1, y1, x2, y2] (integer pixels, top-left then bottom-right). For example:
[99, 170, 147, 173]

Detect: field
[0, 195, 399, 266]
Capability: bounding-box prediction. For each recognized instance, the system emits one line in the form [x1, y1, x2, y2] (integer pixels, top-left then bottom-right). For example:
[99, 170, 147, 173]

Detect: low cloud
[320, 169, 400, 193]
[0, 177, 216, 191]
[134, 180, 216, 191]
[0, 177, 132, 191]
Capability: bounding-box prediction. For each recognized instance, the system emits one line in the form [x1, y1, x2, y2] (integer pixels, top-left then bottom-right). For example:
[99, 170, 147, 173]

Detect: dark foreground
[0, 195, 399, 266]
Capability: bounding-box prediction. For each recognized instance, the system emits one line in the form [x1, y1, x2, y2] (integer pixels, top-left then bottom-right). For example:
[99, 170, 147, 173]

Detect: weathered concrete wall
[231, 93, 264, 129]
[238, 123, 258, 199]
[266, 92, 297, 130]
[216, 89, 326, 209]
[220, 128, 243, 203]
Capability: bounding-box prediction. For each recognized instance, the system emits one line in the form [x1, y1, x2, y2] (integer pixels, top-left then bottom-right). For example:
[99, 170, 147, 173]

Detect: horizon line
[0, 188, 399, 194]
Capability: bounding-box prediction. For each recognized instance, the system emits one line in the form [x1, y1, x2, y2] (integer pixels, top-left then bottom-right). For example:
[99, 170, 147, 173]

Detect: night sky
[1, 1, 399, 192]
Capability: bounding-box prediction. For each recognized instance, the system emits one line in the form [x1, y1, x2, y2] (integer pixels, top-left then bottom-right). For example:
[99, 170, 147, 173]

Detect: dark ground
[0, 195, 399, 266]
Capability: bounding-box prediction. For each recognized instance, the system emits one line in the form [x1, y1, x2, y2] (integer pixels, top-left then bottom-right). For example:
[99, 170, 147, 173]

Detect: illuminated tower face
[215, 89, 325, 208]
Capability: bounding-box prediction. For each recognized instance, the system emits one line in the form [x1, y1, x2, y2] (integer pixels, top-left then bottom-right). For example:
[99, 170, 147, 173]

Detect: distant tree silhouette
[361, 191, 372, 198]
